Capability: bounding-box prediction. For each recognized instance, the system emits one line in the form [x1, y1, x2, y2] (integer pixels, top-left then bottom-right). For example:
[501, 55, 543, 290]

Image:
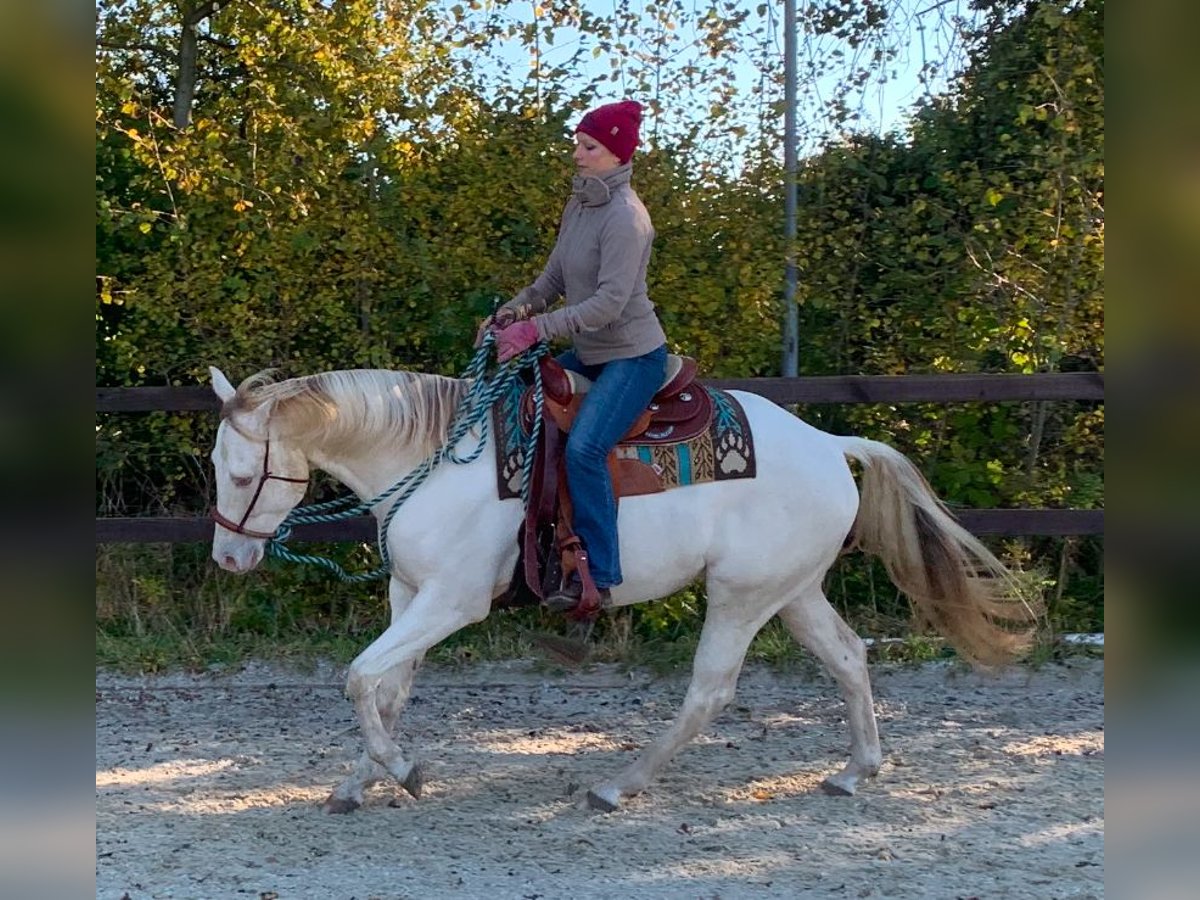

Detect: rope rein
[264, 333, 546, 582]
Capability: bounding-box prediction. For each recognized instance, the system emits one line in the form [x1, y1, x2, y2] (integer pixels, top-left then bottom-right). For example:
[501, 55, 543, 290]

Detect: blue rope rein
[264, 333, 546, 582]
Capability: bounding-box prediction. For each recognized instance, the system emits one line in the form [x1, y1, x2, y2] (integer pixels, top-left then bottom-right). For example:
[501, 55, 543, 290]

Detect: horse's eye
[232, 476, 254, 488]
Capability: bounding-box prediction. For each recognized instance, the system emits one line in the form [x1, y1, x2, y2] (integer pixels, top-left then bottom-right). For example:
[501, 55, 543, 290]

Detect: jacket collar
[572, 163, 632, 208]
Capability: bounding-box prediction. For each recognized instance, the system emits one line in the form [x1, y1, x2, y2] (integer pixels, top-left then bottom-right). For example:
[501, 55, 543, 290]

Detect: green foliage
[95, 1, 1103, 659]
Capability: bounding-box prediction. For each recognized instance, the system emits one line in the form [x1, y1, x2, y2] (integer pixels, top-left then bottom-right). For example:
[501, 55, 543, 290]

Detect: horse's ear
[210, 366, 236, 403]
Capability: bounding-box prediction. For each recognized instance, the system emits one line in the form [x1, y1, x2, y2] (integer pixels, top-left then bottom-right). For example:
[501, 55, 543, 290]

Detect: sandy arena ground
[96, 657, 1104, 899]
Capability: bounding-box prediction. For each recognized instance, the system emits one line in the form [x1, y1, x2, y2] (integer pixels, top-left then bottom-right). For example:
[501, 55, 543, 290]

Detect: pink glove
[473, 308, 521, 349]
[494, 320, 539, 362]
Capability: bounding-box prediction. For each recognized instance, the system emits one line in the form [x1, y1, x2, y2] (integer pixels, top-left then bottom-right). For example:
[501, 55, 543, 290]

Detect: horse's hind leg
[586, 590, 772, 812]
[777, 590, 882, 796]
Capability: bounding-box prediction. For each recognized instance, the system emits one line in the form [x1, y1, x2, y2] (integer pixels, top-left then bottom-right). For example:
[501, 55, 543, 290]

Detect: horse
[207, 364, 1036, 814]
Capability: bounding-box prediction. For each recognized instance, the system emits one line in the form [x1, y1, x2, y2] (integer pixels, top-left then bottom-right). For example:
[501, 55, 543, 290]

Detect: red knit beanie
[576, 100, 642, 165]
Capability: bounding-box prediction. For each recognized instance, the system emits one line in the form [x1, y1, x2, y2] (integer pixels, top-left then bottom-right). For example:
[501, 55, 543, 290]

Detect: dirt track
[96, 657, 1103, 899]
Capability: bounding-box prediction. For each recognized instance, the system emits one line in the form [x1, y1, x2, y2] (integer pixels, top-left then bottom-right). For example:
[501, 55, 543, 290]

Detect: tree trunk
[172, 1, 220, 129]
[173, 19, 199, 128]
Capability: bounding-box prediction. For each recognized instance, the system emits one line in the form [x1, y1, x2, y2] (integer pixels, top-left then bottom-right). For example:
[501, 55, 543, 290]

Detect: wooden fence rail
[95, 372, 1104, 542]
[95, 509, 1104, 543]
[96, 372, 1104, 412]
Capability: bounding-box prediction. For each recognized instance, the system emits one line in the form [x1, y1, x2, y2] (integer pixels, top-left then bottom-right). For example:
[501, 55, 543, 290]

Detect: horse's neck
[307, 446, 425, 505]
[305, 425, 489, 504]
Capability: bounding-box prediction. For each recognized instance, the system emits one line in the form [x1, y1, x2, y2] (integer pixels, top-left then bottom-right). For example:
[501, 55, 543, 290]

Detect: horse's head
[209, 366, 311, 573]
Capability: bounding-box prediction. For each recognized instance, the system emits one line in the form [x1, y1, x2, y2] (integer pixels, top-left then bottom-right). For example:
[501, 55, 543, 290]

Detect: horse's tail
[836, 436, 1042, 667]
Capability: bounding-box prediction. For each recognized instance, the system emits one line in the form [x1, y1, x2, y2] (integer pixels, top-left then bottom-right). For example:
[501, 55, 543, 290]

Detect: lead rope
[265, 333, 546, 582]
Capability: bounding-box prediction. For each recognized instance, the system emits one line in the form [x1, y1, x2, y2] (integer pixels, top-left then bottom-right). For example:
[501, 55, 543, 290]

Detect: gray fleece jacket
[503, 163, 667, 365]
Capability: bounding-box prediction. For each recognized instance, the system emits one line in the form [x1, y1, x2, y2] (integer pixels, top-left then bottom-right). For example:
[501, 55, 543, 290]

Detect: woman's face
[573, 133, 621, 176]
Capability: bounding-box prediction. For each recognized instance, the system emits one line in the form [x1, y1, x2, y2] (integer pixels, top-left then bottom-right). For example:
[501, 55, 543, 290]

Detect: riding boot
[544, 574, 610, 614]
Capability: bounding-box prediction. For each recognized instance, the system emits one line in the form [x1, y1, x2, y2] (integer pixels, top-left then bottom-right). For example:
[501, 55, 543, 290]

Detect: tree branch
[198, 32, 238, 51]
[97, 39, 172, 60]
[916, 0, 963, 17]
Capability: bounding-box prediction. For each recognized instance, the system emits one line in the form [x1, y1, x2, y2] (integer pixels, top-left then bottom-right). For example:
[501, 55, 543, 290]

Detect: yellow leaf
[138, 222, 151, 234]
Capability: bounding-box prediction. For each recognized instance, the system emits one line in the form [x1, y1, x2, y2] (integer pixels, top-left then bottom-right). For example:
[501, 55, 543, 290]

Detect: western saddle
[507, 354, 712, 620]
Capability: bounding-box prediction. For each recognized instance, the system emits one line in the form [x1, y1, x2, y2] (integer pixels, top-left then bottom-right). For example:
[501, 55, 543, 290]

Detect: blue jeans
[557, 344, 668, 588]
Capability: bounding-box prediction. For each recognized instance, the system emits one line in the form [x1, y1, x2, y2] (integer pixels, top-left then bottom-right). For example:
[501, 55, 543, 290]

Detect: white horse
[208, 365, 1035, 814]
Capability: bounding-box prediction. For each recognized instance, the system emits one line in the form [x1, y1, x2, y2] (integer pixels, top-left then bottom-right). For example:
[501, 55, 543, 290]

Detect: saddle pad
[493, 381, 756, 501]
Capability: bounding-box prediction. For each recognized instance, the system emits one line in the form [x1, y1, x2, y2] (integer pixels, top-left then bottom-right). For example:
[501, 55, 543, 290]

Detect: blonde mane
[224, 369, 472, 460]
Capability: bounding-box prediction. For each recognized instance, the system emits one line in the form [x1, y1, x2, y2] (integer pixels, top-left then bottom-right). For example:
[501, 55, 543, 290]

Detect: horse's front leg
[344, 580, 488, 795]
[323, 655, 423, 813]
[325, 578, 422, 813]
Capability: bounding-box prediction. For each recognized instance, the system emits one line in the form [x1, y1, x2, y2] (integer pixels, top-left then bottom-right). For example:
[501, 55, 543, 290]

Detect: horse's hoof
[401, 762, 424, 799]
[820, 775, 856, 797]
[586, 788, 619, 813]
[322, 795, 361, 815]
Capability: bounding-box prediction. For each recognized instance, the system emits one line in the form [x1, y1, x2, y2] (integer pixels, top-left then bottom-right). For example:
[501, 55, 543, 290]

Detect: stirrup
[543, 577, 609, 614]
[544, 577, 583, 613]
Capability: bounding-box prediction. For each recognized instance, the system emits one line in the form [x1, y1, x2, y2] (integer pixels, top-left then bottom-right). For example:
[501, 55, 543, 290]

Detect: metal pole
[781, 0, 799, 377]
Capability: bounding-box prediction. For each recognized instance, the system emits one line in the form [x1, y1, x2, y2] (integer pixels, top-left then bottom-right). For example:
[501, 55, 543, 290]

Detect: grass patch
[97, 627, 370, 674]
[96, 610, 1102, 676]
[95, 545, 1100, 676]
